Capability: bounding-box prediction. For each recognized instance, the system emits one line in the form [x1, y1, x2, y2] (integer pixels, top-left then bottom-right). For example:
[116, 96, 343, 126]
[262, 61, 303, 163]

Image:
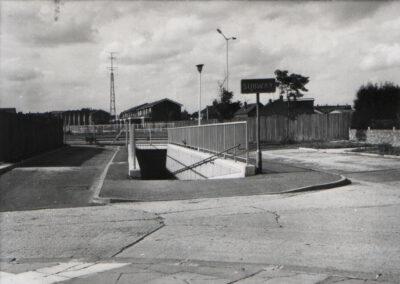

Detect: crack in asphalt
[158, 207, 222, 215]
[111, 223, 166, 257]
[115, 272, 123, 284]
[250, 206, 283, 228]
[227, 269, 265, 284]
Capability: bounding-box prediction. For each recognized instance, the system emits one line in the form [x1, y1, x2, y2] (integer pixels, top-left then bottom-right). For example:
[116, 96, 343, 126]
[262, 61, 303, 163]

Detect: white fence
[167, 121, 249, 163]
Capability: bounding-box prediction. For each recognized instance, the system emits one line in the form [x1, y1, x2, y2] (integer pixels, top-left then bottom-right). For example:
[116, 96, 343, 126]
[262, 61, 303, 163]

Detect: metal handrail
[167, 120, 246, 130]
[172, 144, 241, 175]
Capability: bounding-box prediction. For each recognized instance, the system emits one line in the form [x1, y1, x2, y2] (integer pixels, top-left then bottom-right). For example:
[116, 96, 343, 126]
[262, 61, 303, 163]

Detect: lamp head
[196, 64, 204, 73]
[232, 37, 237, 40]
[217, 28, 222, 34]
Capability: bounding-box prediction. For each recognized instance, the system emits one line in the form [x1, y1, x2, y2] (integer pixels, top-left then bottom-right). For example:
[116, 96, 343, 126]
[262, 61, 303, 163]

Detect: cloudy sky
[1, 0, 400, 114]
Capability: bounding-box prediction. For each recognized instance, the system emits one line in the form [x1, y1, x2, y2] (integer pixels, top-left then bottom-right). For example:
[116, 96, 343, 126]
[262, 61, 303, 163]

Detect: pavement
[99, 147, 347, 202]
[0, 145, 116, 212]
[1, 145, 400, 283]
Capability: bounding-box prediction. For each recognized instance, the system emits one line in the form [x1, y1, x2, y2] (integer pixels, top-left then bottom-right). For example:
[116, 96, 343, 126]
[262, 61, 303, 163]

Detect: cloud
[360, 43, 400, 71]
[4, 68, 44, 82]
[30, 20, 98, 46]
[2, 1, 98, 46]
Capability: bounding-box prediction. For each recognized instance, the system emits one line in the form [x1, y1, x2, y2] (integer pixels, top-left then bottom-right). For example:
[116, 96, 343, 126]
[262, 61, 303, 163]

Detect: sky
[1, 0, 400, 114]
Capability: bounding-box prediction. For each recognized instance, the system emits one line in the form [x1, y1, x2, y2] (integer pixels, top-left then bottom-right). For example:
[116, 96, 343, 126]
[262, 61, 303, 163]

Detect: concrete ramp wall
[166, 144, 255, 180]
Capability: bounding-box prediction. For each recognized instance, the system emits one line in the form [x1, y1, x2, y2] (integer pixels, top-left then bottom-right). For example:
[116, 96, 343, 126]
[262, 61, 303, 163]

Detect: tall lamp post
[217, 28, 236, 92]
[196, 64, 204, 126]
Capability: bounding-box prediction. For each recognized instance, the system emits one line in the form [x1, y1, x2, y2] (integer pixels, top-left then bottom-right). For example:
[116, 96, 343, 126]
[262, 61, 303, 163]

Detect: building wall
[90, 111, 111, 125]
[151, 101, 181, 121]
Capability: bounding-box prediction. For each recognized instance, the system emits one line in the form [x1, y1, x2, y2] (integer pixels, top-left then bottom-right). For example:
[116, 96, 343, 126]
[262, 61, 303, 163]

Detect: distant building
[234, 102, 263, 119]
[0, 108, 16, 114]
[314, 104, 353, 114]
[120, 98, 182, 122]
[260, 96, 315, 117]
[50, 109, 111, 125]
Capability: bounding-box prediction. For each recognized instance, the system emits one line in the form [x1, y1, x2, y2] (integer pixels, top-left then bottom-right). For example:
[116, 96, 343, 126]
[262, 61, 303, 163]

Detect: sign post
[241, 78, 276, 174]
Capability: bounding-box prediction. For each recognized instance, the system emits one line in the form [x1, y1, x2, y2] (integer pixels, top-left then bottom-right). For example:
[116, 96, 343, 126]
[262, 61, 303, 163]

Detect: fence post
[125, 120, 128, 146]
[130, 122, 136, 170]
[149, 128, 152, 146]
[245, 122, 249, 164]
[223, 123, 226, 159]
[233, 124, 236, 162]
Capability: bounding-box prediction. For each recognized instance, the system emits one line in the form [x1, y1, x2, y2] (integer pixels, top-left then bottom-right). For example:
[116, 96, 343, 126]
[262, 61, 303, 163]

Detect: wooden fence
[0, 112, 64, 162]
[246, 113, 351, 144]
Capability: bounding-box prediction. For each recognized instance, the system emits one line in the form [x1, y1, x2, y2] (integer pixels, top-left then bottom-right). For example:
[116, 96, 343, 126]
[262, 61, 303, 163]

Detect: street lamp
[217, 28, 236, 92]
[196, 64, 204, 126]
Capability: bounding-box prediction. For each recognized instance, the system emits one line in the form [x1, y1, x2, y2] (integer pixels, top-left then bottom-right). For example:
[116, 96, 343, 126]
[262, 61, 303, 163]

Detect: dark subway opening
[135, 149, 175, 180]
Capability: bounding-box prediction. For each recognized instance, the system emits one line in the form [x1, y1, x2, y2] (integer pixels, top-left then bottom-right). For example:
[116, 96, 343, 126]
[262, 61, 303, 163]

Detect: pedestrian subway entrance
[135, 149, 175, 180]
[132, 144, 255, 180]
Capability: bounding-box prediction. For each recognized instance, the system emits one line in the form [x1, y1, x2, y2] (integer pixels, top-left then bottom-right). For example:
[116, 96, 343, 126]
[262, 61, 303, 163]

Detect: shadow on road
[20, 146, 104, 167]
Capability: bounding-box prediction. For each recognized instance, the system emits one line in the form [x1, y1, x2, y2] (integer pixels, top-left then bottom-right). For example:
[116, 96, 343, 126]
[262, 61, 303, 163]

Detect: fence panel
[0, 112, 64, 162]
[168, 121, 248, 162]
[243, 113, 350, 144]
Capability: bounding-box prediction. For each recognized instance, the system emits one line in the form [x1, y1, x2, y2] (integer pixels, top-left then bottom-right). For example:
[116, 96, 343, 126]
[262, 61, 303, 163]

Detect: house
[234, 102, 263, 119]
[314, 104, 353, 114]
[260, 95, 315, 117]
[120, 98, 182, 122]
[50, 109, 111, 125]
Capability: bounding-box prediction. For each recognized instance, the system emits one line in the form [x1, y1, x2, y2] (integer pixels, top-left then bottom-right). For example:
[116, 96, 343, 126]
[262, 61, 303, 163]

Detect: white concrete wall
[349, 129, 400, 147]
[128, 144, 141, 178]
[166, 144, 255, 180]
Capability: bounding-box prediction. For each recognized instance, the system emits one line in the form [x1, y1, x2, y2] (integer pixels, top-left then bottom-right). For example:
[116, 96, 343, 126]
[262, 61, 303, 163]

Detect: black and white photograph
[1, 0, 400, 283]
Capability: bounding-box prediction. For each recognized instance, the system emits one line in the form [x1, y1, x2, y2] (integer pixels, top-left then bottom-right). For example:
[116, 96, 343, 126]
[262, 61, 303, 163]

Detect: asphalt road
[0, 145, 115, 212]
[1, 147, 399, 283]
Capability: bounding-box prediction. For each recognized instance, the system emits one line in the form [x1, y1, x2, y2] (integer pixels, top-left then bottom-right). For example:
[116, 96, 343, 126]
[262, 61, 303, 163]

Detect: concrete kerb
[278, 174, 351, 194]
[0, 145, 69, 175]
[90, 146, 120, 205]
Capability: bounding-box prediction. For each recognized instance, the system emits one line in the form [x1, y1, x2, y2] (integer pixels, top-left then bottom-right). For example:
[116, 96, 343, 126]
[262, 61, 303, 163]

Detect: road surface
[0, 147, 399, 283]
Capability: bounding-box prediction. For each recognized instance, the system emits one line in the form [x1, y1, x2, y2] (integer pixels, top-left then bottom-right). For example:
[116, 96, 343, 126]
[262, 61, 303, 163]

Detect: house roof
[314, 104, 352, 114]
[121, 98, 183, 115]
[121, 103, 148, 115]
[234, 103, 261, 116]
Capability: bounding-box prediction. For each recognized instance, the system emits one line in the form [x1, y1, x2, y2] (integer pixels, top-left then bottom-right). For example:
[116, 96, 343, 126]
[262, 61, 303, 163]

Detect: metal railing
[65, 123, 178, 134]
[168, 121, 249, 163]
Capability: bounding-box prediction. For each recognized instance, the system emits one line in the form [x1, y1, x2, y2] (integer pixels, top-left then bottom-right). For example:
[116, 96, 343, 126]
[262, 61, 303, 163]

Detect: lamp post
[217, 28, 236, 92]
[196, 64, 204, 126]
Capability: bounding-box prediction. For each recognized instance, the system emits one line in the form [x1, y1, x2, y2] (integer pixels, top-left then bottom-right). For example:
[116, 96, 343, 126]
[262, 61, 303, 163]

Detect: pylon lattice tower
[109, 52, 117, 122]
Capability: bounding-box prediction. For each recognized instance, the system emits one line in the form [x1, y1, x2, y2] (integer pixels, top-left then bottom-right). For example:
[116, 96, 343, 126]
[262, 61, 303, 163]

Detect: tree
[180, 110, 190, 120]
[274, 69, 309, 101]
[352, 82, 400, 129]
[211, 82, 241, 121]
[274, 69, 310, 120]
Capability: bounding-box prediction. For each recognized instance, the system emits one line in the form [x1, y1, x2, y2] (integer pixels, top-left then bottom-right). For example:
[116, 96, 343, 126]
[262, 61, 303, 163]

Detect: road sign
[241, 78, 276, 94]
[240, 77, 276, 174]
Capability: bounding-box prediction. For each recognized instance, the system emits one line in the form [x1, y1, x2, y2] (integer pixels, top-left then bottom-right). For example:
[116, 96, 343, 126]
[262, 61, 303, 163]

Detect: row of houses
[48, 99, 183, 126]
[212, 96, 352, 120]
[43, 96, 352, 126]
